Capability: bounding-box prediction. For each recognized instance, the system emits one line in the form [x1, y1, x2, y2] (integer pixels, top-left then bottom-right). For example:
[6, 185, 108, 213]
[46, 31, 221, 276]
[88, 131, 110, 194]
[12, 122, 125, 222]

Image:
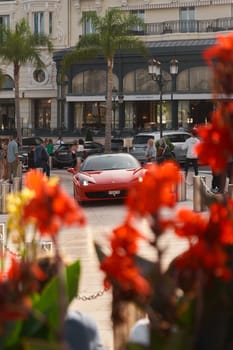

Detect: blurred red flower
[23, 170, 86, 237]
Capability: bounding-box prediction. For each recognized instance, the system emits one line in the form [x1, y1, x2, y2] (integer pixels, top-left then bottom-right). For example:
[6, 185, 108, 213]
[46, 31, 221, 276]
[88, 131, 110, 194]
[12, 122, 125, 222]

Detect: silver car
[130, 130, 191, 164]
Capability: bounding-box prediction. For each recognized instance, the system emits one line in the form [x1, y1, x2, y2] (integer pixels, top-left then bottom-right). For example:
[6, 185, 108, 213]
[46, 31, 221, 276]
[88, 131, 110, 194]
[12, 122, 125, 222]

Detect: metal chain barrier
[200, 176, 212, 194]
[77, 286, 110, 301]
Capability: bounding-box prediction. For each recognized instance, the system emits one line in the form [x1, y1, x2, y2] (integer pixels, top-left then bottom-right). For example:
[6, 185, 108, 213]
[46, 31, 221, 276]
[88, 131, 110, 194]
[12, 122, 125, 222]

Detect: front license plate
[108, 190, 120, 196]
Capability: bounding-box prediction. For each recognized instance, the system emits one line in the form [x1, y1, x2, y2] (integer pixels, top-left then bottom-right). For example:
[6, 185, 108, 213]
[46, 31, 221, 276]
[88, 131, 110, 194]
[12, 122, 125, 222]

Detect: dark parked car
[19, 137, 43, 171]
[52, 141, 104, 168]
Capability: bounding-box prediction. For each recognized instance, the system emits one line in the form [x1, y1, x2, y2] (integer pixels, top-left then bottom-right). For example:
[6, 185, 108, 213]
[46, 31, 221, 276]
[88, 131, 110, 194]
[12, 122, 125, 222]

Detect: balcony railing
[140, 17, 233, 35]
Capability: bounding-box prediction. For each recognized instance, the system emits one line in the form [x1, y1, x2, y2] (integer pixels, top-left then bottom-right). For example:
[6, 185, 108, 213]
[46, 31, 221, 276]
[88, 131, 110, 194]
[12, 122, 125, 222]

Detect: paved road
[0, 167, 214, 350]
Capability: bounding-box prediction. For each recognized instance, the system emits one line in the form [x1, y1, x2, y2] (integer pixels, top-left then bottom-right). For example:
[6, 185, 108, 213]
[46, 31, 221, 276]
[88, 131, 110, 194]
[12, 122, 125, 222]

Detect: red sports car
[68, 153, 145, 204]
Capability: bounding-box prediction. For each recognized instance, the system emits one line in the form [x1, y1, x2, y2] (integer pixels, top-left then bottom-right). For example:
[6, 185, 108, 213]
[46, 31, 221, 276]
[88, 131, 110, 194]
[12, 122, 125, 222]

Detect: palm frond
[62, 47, 100, 74]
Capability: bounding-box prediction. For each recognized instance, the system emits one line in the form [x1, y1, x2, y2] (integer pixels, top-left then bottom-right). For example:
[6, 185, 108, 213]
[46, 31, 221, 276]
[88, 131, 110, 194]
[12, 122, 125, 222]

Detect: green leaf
[127, 342, 148, 350]
[0, 320, 23, 349]
[65, 260, 81, 302]
[22, 338, 64, 350]
[19, 260, 81, 340]
[150, 328, 192, 350]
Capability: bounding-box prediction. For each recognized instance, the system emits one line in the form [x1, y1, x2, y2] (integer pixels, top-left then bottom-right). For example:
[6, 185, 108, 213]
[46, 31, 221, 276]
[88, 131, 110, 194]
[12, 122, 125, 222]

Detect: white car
[130, 130, 191, 164]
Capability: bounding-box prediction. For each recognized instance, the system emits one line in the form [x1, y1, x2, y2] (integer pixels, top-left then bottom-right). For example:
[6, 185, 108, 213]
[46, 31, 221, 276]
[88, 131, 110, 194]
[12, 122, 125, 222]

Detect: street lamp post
[148, 58, 178, 138]
[111, 87, 124, 130]
[112, 87, 117, 130]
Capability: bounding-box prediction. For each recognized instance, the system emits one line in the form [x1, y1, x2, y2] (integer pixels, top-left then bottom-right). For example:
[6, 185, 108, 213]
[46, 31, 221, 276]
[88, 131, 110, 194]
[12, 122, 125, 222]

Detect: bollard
[0, 181, 2, 213]
[13, 177, 22, 192]
[17, 161, 22, 177]
[0, 223, 4, 254]
[1, 182, 11, 214]
[228, 183, 233, 198]
[193, 175, 206, 212]
[49, 156, 53, 170]
[176, 180, 186, 201]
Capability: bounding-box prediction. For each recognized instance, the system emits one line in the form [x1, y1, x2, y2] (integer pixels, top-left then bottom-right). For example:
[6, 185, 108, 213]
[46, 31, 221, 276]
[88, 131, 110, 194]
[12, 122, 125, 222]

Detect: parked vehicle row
[129, 130, 191, 164]
[18, 130, 191, 171]
[52, 141, 105, 168]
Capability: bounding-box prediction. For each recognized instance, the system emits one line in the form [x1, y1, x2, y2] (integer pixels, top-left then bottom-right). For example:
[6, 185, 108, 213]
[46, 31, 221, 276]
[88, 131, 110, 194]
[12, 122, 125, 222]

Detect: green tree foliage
[0, 19, 53, 143]
[62, 8, 148, 152]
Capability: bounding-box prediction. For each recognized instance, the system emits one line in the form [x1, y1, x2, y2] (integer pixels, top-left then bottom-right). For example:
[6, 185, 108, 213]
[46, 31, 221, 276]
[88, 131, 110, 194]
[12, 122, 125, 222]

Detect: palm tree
[0, 18, 53, 143]
[62, 8, 148, 152]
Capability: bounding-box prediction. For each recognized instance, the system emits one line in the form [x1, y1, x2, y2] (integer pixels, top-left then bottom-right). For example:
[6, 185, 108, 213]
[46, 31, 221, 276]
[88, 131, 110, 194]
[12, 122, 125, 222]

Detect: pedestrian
[155, 137, 175, 164]
[7, 132, 20, 183]
[46, 138, 54, 156]
[54, 136, 64, 152]
[28, 145, 36, 169]
[77, 138, 85, 170]
[178, 122, 185, 131]
[145, 138, 156, 163]
[71, 140, 78, 168]
[34, 139, 50, 177]
[0, 138, 9, 181]
[182, 128, 200, 178]
[64, 310, 105, 350]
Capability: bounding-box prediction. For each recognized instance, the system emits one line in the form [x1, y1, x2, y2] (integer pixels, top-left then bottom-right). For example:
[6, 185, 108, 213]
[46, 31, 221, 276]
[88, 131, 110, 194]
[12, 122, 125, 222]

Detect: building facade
[0, 0, 232, 136]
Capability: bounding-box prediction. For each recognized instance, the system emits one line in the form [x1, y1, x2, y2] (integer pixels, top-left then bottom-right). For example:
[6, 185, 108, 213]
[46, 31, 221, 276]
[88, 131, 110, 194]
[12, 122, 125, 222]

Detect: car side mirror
[67, 168, 76, 175]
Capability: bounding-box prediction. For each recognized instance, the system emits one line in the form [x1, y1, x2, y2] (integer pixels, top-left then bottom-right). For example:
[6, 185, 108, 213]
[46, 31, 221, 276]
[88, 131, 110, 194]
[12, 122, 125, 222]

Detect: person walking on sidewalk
[145, 138, 156, 163]
[182, 128, 200, 178]
[34, 139, 50, 177]
[7, 132, 19, 183]
[0, 138, 9, 181]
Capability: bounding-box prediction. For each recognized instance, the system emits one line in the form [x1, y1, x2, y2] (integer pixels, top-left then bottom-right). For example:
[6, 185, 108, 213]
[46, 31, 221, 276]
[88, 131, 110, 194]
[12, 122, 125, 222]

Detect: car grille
[85, 190, 128, 199]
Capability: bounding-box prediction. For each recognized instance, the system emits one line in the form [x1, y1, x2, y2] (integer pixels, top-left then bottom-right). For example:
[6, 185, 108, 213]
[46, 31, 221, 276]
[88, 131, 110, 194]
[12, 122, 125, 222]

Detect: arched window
[190, 66, 211, 91]
[124, 68, 172, 93]
[2, 75, 14, 90]
[72, 70, 118, 94]
[177, 66, 211, 91]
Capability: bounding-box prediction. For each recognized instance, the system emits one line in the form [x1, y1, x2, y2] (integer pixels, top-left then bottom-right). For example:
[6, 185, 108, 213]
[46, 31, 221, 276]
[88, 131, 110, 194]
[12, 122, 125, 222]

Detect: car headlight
[77, 174, 95, 186]
[82, 179, 89, 186]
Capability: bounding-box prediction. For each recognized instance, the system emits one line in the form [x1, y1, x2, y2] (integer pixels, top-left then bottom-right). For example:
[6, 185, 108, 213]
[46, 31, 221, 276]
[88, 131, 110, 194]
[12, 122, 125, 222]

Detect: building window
[180, 7, 195, 32]
[72, 70, 108, 94]
[2, 75, 14, 90]
[33, 69, 46, 83]
[34, 12, 44, 34]
[130, 10, 144, 34]
[82, 11, 96, 34]
[49, 12, 53, 35]
[35, 99, 51, 129]
[177, 66, 211, 91]
[0, 15, 10, 28]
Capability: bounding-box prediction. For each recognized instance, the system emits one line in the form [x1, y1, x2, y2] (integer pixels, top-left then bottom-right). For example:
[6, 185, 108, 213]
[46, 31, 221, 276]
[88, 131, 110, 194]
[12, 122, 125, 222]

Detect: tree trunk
[14, 63, 22, 143]
[105, 58, 113, 153]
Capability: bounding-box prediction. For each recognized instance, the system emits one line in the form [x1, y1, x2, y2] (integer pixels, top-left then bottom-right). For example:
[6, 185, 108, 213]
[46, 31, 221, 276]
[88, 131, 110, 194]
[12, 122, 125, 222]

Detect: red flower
[175, 241, 232, 282]
[0, 258, 46, 323]
[100, 222, 151, 297]
[101, 253, 151, 297]
[126, 161, 182, 216]
[23, 170, 86, 237]
[196, 103, 233, 171]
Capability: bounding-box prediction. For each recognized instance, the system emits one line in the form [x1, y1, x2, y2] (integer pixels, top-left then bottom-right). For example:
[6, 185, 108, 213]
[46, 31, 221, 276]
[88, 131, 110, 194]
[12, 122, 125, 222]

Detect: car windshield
[133, 135, 155, 144]
[57, 145, 71, 152]
[80, 154, 140, 171]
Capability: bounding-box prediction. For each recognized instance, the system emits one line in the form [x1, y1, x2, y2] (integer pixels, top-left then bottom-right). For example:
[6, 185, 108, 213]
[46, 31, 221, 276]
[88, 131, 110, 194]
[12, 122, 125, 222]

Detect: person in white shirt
[182, 128, 200, 178]
[145, 138, 156, 163]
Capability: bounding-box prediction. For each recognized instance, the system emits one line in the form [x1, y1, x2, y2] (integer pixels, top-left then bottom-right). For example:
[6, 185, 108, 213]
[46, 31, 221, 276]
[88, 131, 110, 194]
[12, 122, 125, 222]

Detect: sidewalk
[0, 170, 213, 350]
